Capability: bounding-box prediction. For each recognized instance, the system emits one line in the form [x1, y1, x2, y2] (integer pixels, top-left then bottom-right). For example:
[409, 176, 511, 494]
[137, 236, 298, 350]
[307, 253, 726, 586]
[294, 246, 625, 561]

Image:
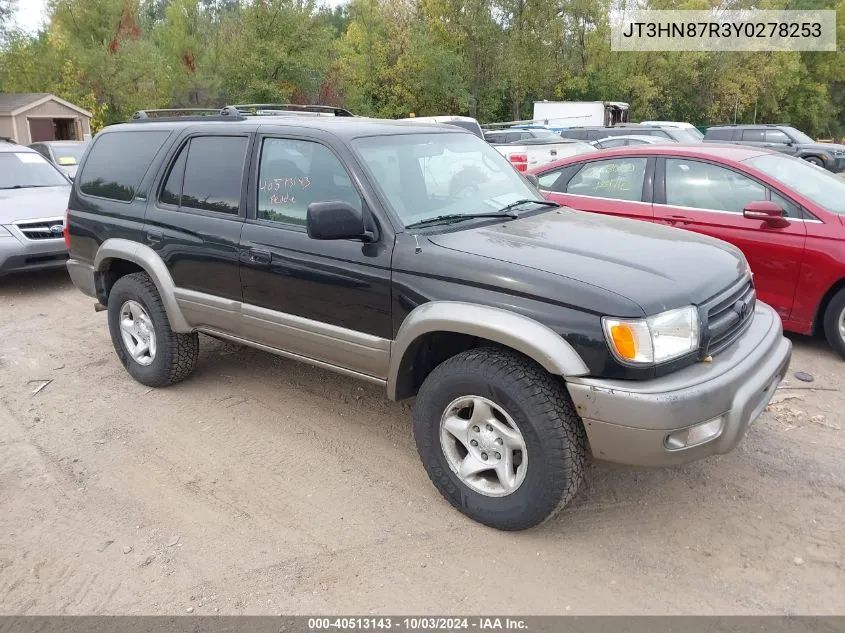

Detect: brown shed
[0, 93, 93, 145]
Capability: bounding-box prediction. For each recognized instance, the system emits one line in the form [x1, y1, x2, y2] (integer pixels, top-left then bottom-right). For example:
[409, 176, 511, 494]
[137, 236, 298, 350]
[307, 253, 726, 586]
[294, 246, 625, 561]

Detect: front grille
[701, 274, 756, 357]
[13, 218, 64, 241]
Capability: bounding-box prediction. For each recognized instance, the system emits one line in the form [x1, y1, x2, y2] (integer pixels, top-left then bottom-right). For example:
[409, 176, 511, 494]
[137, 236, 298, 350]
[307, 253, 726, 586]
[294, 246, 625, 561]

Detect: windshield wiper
[405, 211, 519, 229]
[496, 198, 559, 214]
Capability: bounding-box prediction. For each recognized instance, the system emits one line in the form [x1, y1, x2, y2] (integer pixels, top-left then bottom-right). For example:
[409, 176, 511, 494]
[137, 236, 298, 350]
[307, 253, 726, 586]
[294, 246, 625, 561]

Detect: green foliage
[0, 0, 842, 137]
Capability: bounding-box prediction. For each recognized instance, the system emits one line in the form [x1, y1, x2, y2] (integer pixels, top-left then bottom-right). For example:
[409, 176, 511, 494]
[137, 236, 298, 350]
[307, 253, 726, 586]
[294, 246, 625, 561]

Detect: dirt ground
[1, 270, 843, 615]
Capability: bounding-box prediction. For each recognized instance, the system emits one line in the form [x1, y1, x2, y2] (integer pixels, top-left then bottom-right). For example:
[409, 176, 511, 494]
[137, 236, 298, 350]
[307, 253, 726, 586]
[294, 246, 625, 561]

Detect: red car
[528, 144, 845, 358]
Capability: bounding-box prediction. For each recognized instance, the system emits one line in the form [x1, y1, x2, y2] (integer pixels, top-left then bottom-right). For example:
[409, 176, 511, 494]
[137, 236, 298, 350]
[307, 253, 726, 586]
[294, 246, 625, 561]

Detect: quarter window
[79, 131, 171, 201]
[537, 170, 564, 189]
[565, 157, 648, 201]
[257, 138, 362, 226]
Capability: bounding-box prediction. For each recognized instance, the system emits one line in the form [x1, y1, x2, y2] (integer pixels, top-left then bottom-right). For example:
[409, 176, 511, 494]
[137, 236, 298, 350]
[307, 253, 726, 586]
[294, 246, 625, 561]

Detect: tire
[107, 272, 199, 387]
[803, 156, 824, 167]
[413, 347, 586, 530]
[822, 287, 845, 360]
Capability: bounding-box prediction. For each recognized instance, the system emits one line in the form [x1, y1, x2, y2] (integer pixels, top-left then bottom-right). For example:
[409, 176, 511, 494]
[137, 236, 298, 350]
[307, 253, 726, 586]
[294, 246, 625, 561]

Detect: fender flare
[94, 238, 193, 333]
[386, 301, 590, 400]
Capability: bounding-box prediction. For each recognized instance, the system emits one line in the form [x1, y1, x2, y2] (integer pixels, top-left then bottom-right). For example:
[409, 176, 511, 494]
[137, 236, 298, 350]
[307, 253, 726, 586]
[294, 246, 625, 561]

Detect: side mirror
[524, 173, 540, 188]
[306, 201, 375, 242]
[743, 200, 789, 227]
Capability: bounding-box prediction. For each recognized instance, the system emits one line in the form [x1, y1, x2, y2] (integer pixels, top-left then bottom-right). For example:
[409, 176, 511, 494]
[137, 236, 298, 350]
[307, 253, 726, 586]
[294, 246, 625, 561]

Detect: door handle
[665, 214, 691, 225]
[146, 229, 162, 243]
[249, 249, 271, 265]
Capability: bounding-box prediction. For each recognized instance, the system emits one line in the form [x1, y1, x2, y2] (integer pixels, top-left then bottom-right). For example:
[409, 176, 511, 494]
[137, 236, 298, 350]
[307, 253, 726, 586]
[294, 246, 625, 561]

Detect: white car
[591, 134, 678, 149]
[640, 121, 704, 140]
[398, 115, 485, 139]
[0, 140, 72, 276]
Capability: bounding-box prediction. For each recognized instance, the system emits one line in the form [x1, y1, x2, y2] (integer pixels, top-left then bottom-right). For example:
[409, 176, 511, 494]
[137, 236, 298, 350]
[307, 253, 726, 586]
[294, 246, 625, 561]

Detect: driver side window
[257, 138, 362, 226]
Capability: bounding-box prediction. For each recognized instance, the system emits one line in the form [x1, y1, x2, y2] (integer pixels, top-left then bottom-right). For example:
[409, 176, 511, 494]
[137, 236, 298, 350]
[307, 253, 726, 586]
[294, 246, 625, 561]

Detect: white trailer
[531, 101, 630, 129]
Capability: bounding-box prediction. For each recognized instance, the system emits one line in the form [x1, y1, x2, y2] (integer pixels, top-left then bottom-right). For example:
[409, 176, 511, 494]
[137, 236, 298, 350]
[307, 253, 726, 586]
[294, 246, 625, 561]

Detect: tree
[0, 0, 17, 43]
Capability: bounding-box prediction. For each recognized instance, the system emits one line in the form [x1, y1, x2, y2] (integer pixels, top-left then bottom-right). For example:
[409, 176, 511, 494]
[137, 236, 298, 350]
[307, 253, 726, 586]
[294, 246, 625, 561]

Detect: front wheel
[803, 156, 824, 168]
[413, 347, 586, 530]
[823, 287, 845, 360]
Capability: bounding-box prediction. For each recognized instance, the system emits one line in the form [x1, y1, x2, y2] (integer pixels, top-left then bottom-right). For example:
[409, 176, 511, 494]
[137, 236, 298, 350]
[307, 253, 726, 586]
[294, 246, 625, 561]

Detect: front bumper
[567, 302, 791, 467]
[0, 233, 68, 276]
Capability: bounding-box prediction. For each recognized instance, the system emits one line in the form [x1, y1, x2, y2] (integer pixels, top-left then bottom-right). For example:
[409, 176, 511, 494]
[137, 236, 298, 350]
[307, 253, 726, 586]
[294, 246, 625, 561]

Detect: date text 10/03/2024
[307, 617, 529, 630]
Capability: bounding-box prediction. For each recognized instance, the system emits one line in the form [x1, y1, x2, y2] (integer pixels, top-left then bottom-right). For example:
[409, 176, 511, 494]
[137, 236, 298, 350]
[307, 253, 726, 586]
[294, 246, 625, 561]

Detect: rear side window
[566, 157, 648, 201]
[741, 129, 765, 142]
[159, 136, 248, 215]
[78, 131, 170, 201]
[704, 128, 736, 141]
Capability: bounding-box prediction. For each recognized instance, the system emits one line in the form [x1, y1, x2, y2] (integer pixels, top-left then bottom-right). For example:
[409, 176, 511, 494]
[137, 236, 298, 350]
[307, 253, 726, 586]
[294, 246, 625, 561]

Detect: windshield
[666, 128, 704, 143]
[52, 143, 88, 166]
[352, 132, 543, 226]
[527, 129, 561, 139]
[744, 153, 845, 214]
[783, 127, 816, 144]
[0, 152, 69, 189]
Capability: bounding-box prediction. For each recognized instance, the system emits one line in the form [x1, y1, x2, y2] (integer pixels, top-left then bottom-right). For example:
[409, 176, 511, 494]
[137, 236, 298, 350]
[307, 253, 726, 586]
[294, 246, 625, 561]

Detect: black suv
[65, 105, 791, 530]
[704, 124, 845, 172]
[559, 124, 702, 143]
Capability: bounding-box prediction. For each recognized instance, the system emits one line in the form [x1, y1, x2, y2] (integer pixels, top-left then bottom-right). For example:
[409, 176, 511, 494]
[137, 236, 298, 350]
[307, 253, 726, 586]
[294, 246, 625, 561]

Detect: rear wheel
[107, 272, 199, 387]
[413, 347, 586, 530]
[822, 287, 845, 360]
[803, 156, 824, 168]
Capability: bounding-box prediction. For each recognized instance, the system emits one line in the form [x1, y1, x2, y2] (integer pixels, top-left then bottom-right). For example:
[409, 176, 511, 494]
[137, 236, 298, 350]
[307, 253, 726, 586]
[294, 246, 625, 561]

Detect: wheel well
[95, 258, 145, 304]
[815, 278, 845, 334]
[393, 331, 538, 401]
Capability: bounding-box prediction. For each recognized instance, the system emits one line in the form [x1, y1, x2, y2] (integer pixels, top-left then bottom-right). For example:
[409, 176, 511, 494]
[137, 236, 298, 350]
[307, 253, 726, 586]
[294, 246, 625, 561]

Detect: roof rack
[131, 108, 224, 120]
[221, 104, 356, 117]
[716, 123, 791, 127]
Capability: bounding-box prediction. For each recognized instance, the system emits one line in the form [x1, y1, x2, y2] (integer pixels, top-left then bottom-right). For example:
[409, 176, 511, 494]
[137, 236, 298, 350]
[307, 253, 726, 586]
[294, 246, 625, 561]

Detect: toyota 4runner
[65, 105, 792, 530]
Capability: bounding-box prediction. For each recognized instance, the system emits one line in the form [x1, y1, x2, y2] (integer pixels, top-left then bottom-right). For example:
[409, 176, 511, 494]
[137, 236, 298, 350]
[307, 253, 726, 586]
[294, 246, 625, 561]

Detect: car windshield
[527, 129, 561, 139]
[783, 127, 816, 144]
[52, 143, 88, 166]
[744, 153, 845, 214]
[0, 152, 69, 188]
[666, 128, 703, 143]
[352, 132, 543, 226]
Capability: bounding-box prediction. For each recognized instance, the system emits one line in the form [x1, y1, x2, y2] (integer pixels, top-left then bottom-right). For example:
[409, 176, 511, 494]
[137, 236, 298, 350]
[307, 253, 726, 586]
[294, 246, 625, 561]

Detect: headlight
[833, 149, 845, 157]
[603, 306, 700, 365]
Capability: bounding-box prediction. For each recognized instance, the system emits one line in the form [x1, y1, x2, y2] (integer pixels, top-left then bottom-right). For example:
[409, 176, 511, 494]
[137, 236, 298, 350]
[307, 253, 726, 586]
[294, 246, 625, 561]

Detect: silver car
[28, 140, 89, 180]
[0, 140, 72, 276]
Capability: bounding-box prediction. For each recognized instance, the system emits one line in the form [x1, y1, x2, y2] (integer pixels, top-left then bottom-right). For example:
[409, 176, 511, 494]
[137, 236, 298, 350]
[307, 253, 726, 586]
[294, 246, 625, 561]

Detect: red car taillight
[63, 209, 71, 250]
[509, 153, 528, 172]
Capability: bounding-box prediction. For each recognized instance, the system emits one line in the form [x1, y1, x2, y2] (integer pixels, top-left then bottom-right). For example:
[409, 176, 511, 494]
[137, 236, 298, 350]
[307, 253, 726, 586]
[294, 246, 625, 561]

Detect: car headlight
[603, 306, 700, 365]
[832, 149, 845, 157]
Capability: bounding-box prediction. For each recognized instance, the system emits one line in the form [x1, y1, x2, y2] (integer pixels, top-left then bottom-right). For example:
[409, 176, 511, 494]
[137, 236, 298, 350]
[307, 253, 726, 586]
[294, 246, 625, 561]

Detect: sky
[13, 0, 347, 34]
[14, 0, 48, 34]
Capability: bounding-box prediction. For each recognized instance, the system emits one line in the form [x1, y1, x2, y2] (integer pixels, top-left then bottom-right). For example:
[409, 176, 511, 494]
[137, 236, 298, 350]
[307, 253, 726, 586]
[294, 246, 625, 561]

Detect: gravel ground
[1, 270, 843, 615]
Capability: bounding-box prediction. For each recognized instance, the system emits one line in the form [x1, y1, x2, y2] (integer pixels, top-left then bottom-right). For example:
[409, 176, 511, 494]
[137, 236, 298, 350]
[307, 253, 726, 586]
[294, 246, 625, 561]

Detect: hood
[798, 142, 845, 153]
[0, 186, 72, 224]
[427, 208, 748, 315]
